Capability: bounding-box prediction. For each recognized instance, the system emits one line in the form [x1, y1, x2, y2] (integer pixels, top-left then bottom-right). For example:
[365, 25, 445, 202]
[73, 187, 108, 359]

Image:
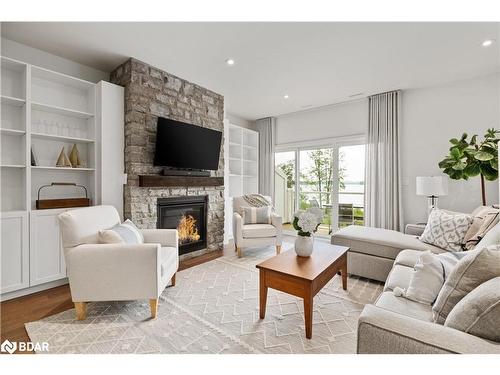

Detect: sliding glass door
[338, 145, 365, 228]
[274, 140, 365, 237]
[298, 148, 334, 236]
[274, 151, 296, 232]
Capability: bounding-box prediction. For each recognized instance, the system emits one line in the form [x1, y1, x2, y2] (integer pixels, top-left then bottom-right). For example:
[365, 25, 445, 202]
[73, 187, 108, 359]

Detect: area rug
[25, 242, 383, 354]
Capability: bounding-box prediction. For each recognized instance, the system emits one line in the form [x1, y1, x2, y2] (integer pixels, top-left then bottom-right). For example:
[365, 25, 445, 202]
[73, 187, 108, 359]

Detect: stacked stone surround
[110, 58, 224, 259]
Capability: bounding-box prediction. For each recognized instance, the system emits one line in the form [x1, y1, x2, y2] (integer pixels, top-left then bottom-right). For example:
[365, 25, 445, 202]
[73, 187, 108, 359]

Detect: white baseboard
[1, 278, 69, 302]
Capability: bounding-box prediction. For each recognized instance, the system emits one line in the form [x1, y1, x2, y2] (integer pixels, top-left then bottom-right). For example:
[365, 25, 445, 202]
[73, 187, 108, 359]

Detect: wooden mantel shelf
[139, 175, 224, 188]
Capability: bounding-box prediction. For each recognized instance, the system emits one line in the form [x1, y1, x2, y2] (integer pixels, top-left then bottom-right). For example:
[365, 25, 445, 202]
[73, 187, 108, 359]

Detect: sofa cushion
[445, 277, 500, 342]
[242, 224, 277, 238]
[375, 291, 434, 322]
[332, 225, 445, 260]
[384, 264, 413, 292]
[419, 208, 473, 252]
[433, 245, 500, 324]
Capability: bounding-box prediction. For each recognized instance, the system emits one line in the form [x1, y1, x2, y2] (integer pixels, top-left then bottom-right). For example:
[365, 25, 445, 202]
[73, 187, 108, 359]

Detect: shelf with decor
[1, 55, 125, 300]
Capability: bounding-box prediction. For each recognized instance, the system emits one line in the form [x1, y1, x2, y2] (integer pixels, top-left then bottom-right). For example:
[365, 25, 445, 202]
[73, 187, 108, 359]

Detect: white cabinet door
[30, 209, 66, 286]
[1, 211, 29, 293]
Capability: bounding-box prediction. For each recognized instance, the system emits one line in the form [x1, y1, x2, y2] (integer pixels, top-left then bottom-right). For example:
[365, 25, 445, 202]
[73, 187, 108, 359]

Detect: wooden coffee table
[256, 243, 349, 339]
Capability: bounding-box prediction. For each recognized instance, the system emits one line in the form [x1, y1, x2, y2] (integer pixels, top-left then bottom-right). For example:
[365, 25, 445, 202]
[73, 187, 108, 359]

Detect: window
[274, 140, 365, 236]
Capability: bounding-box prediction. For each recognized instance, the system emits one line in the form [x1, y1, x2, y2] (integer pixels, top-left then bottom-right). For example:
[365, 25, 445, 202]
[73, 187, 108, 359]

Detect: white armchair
[58, 205, 178, 320]
[232, 196, 283, 258]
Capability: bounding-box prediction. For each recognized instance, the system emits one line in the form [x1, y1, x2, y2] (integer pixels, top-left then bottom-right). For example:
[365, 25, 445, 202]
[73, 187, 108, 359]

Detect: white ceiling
[2, 22, 499, 120]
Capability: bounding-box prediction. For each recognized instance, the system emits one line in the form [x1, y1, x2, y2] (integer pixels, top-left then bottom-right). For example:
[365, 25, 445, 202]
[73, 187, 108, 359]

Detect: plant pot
[294, 235, 314, 257]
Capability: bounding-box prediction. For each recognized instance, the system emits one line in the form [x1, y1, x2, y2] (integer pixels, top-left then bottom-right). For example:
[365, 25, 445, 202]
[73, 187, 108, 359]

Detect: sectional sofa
[331, 209, 500, 354]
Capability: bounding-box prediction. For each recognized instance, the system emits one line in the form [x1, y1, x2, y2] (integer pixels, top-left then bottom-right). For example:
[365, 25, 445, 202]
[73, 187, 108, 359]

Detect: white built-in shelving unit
[1, 56, 97, 214]
[227, 124, 259, 197]
[224, 122, 259, 242]
[0, 56, 124, 300]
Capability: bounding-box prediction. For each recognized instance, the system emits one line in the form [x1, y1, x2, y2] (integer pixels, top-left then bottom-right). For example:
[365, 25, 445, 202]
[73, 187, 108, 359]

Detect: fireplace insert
[157, 196, 208, 255]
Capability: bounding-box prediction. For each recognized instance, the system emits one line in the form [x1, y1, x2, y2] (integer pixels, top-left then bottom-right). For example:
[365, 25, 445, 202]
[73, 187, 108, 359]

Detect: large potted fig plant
[438, 129, 499, 205]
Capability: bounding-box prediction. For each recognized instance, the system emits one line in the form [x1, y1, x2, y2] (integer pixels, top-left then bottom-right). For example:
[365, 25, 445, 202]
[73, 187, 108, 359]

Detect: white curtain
[255, 117, 276, 197]
[365, 91, 403, 231]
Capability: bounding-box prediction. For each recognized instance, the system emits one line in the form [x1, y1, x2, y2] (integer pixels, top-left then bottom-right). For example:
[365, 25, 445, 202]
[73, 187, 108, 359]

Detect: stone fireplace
[157, 196, 208, 255]
[110, 58, 224, 259]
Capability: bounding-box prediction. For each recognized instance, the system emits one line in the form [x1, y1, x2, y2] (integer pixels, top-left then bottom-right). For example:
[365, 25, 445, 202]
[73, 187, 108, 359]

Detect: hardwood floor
[0, 247, 224, 354]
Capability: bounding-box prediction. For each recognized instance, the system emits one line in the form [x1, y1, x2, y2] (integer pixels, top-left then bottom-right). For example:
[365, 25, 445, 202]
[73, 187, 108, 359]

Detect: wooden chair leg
[171, 273, 176, 287]
[276, 245, 281, 254]
[149, 298, 158, 319]
[74, 302, 87, 320]
[237, 247, 242, 258]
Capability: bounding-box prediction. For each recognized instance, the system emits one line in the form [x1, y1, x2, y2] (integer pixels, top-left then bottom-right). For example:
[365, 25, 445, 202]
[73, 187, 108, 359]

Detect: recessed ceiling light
[284, 94, 289, 99]
[225, 58, 235, 65]
[482, 39, 494, 47]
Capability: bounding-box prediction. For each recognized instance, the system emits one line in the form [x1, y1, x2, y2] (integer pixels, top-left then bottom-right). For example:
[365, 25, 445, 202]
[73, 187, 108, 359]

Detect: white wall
[401, 73, 500, 224]
[275, 99, 368, 145]
[226, 112, 256, 131]
[274, 73, 500, 227]
[1, 37, 108, 83]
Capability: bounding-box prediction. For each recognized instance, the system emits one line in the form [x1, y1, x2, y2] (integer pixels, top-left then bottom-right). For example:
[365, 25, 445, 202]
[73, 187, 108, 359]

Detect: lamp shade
[416, 176, 448, 196]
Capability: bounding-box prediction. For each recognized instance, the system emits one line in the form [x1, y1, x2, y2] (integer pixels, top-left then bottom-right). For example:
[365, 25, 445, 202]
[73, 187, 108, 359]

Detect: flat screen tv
[153, 117, 222, 171]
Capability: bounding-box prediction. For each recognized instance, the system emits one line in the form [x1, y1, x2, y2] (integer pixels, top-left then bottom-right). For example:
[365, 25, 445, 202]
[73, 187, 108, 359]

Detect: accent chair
[232, 196, 282, 258]
[58, 205, 178, 320]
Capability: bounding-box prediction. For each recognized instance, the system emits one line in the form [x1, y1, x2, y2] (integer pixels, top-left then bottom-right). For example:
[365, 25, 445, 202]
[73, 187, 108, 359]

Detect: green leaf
[470, 135, 478, 145]
[461, 133, 468, 140]
[474, 151, 494, 161]
[449, 138, 459, 145]
[463, 162, 481, 177]
[480, 163, 498, 181]
[490, 159, 498, 171]
[452, 161, 467, 171]
[450, 148, 461, 159]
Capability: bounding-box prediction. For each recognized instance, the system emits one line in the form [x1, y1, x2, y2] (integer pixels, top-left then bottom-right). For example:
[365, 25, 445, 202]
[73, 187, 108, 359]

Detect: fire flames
[177, 214, 201, 244]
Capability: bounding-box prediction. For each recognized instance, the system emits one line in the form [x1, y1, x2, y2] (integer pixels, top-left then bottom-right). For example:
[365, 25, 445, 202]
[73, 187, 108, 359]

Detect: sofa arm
[65, 243, 161, 302]
[141, 229, 178, 248]
[357, 304, 500, 354]
[233, 212, 243, 245]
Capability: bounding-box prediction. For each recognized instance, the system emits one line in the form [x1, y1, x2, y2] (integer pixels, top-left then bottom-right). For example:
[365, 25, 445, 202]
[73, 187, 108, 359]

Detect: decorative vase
[294, 235, 314, 257]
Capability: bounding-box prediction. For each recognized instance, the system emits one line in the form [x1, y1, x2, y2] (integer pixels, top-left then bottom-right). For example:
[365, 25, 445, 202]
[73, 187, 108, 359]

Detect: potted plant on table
[292, 208, 323, 257]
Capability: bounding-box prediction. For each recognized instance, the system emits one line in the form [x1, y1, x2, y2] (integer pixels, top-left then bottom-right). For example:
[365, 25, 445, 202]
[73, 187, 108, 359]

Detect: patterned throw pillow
[98, 219, 144, 244]
[419, 209, 473, 251]
[242, 206, 272, 225]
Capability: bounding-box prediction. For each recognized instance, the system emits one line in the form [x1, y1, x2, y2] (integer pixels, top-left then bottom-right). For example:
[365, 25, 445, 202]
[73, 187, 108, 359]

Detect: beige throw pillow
[419, 208, 472, 252]
[444, 277, 500, 342]
[242, 206, 272, 225]
[403, 251, 466, 305]
[462, 206, 499, 250]
[432, 245, 500, 324]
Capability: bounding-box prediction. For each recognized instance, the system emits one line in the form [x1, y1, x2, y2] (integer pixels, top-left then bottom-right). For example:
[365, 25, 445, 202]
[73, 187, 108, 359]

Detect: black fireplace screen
[157, 196, 208, 255]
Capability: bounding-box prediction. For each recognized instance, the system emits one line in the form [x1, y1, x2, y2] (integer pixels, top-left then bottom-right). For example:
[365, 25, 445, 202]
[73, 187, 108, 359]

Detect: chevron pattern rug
[25, 242, 383, 354]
